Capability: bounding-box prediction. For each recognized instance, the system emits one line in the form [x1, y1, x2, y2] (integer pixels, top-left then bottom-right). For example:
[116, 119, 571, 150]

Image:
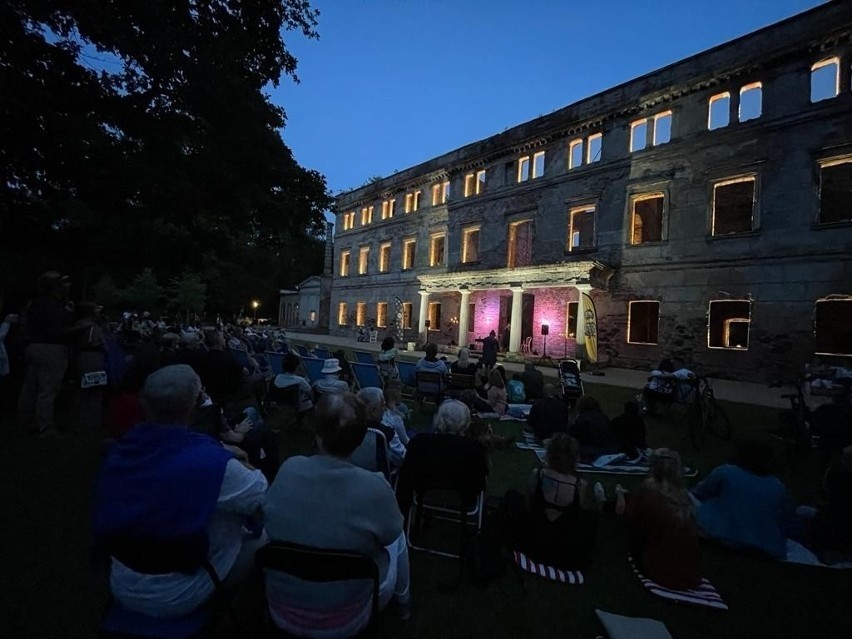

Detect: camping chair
[348, 427, 392, 483]
[301, 357, 325, 384]
[354, 351, 376, 365]
[255, 542, 381, 639]
[415, 371, 447, 409]
[350, 362, 384, 390]
[294, 344, 313, 358]
[229, 348, 250, 369]
[369, 330, 379, 343]
[521, 336, 532, 356]
[313, 347, 332, 361]
[396, 434, 488, 560]
[448, 373, 475, 392]
[266, 351, 285, 376]
[263, 383, 303, 432]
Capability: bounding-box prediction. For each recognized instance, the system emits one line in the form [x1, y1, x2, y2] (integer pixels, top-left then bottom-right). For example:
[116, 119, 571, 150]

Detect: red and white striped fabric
[513, 551, 584, 584]
[629, 556, 728, 610]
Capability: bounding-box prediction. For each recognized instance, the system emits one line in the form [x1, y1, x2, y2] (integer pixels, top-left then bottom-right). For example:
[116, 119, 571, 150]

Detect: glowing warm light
[252, 300, 260, 309]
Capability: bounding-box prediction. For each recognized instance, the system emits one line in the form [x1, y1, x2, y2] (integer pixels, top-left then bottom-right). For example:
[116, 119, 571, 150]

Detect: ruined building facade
[329, 2, 852, 381]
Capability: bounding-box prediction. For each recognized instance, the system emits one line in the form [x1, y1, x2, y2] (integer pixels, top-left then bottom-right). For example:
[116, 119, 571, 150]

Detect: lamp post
[252, 300, 260, 324]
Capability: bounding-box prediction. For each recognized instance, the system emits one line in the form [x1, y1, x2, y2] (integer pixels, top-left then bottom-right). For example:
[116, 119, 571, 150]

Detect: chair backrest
[354, 351, 375, 365]
[522, 336, 532, 354]
[350, 362, 384, 390]
[229, 348, 250, 369]
[265, 383, 300, 410]
[416, 371, 447, 398]
[348, 427, 391, 481]
[396, 361, 417, 388]
[266, 351, 285, 376]
[302, 357, 325, 383]
[448, 373, 475, 390]
[313, 347, 331, 361]
[294, 344, 313, 358]
[369, 330, 378, 343]
[255, 542, 380, 637]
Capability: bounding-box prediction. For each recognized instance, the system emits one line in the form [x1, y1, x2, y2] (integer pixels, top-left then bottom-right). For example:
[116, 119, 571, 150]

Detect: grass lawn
[1, 382, 849, 638]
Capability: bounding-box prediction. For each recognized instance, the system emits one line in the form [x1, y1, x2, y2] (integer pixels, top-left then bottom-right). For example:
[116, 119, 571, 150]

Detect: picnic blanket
[784, 539, 852, 569]
[513, 551, 584, 584]
[629, 555, 728, 610]
[595, 609, 673, 639]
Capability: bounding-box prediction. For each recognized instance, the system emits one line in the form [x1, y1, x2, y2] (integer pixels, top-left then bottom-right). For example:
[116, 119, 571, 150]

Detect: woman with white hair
[433, 399, 471, 436]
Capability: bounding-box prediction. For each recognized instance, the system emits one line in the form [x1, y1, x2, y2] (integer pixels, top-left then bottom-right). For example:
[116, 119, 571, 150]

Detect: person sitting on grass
[526, 383, 571, 443]
[482, 367, 507, 416]
[520, 362, 545, 400]
[692, 440, 793, 559]
[571, 395, 618, 461]
[504, 433, 600, 570]
[610, 400, 647, 458]
[615, 448, 701, 590]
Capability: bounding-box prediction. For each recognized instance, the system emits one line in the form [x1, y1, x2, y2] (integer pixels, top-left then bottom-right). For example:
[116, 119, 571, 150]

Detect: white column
[418, 290, 430, 343]
[575, 284, 591, 360]
[509, 287, 524, 353]
[458, 289, 471, 348]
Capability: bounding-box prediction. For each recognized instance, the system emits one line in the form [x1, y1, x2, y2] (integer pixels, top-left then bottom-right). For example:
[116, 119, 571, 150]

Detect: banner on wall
[581, 292, 598, 364]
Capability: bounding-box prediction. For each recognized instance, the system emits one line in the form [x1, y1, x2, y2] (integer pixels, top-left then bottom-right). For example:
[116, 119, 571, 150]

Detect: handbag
[81, 371, 108, 389]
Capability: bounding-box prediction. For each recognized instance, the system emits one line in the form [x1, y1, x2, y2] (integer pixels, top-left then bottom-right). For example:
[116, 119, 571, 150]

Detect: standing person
[17, 271, 75, 438]
[479, 330, 499, 371]
[501, 323, 511, 353]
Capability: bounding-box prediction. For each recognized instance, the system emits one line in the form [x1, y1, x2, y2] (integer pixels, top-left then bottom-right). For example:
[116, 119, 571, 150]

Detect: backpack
[507, 379, 526, 403]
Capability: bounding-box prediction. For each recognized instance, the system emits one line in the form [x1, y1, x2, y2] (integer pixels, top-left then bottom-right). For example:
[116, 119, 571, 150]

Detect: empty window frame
[517, 155, 531, 182]
[653, 112, 672, 145]
[814, 298, 852, 356]
[358, 246, 370, 275]
[708, 300, 751, 350]
[631, 193, 664, 245]
[565, 301, 579, 338]
[342, 211, 356, 231]
[587, 133, 602, 164]
[381, 198, 395, 219]
[402, 238, 416, 270]
[507, 219, 533, 267]
[356, 302, 367, 327]
[404, 191, 421, 213]
[819, 158, 852, 224]
[627, 301, 660, 345]
[402, 302, 413, 329]
[462, 226, 481, 263]
[376, 302, 388, 328]
[429, 233, 446, 266]
[811, 57, 840, 103]
[708, 92, 731, 130]
[378, 242, 391, 273]
[533, 151, 545, 178]
[339, 250, 351, 277]
[630, 119, 648, 152]
[568, 206, 595, 251]
[464, 170, 486, 197]
[431, 181, 450, 206]
[360, 206, 373, 226]
[712, 177, 756, 236]
[338, 302, 348, 326]
[428, 302, 442, 330]
[569, 139, 584, 169]
[739, 83, 762, 122]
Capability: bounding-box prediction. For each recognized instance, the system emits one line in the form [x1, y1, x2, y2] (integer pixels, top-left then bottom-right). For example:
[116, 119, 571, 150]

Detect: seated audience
[312, 358, 350, 397]
[692, 440, 792, 559]
[433, 398, 511, 451]
[526, 384, 571, 443]
[377, 336, 399, 383]
[520, 362, 545, 400]
[483, 368, 507, 416]
[195, 330, 250, 404]
[615, 449, 701, 589]
[264, 394, 411, 635]
[357, 386, 406, 469]
[269, 352, 313, 414]
[610, 400, 647, 458]
[449, 347, 478, 389]
[506, 374, 526, 403]
[383, 382, 410, 445]
[93, 365, 267, 619]
[571, 396, 618, 461]
[416, 342, 448, 376]
[505, 434, 598, 570]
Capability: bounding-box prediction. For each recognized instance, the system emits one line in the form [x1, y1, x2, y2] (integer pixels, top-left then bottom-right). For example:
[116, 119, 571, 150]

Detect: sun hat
[321, 358, 342, 374]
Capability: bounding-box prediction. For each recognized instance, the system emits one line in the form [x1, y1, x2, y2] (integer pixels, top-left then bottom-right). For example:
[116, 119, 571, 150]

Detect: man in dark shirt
[526, 384, 571, 442]
[194, 330, 249, 404]
[18, 271, 75, 438]
[520, 362, 545, 400]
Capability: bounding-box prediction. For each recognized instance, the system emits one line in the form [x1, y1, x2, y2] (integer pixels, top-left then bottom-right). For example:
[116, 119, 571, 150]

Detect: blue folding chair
[350, 362, 384, 390]
[354, 351, 375, 365]
[266, 351, 285, 376]
[396, 361, 417, 388]
[295, 344, 313, 358]
[313, 347, 331, 361]
[302, 357, 325, 383]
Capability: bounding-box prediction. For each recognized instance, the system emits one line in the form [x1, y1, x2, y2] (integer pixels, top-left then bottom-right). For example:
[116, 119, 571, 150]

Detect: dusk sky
[272, 0, 826, 198]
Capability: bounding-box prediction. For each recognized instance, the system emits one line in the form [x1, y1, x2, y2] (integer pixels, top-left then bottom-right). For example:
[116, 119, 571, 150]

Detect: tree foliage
[0, 0, 331, 317]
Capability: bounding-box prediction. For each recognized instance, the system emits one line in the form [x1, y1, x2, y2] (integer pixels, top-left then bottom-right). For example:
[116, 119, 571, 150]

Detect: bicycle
[688, 376, 733, 449]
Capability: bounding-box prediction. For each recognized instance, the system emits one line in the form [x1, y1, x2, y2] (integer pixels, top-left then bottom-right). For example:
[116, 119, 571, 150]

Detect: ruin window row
[337, 300, 413, 329]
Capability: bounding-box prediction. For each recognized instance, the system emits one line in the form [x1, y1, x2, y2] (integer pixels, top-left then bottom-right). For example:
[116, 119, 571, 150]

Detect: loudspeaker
[540, 324, 549, 336]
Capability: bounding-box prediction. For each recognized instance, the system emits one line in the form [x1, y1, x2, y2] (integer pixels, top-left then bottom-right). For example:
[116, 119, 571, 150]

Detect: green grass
[0, 385, 847, 639]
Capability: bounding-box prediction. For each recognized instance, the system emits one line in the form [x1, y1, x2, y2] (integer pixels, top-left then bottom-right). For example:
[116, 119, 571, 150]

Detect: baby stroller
[559, 359, 584, 409]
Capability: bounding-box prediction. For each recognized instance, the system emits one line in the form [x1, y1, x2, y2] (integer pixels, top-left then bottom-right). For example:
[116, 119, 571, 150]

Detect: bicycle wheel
[706, 396, 733, 440]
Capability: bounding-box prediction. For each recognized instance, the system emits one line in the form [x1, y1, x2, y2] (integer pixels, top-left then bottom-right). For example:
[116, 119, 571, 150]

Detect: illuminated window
[570, 134, 602, 169]
[381, 198, 395, 219]
[360, 206, 373, 225]
[428, 302, 442, 330]
[569, 139, 583, 170]
[708, 92, 731, 130]
[342, 211, 355, 231]
[339, 250, 350, 277]
[568, 206, 595, 251]
[739, 83, 762, 122]
[631, 194, 664, 245]
[508, 220, 533, 267]
[402, 238, 416, 270]
[429, 233, 446, 266]
[431, 181, 450, 206]
[464, 170, 486, 197]
[377, 302, 388, 328]
[358, 246, 370, 275]
[379, 242, 391, 273]
[630, 119, 648, 152]
[815, 298, 852, 355]
[712, 177, 756, 235]
[356, 302, 367, 327]
[811, 57, 840, 102]
[462, 227, 480, 263]
[533, 151, 545, 178]
[402, 302, 413, 329]
[518, 156, 530, 182]
[587, 133, 602, 164]
[708, 300, 751, 350]
[337, 302, 348, 326]
[627, 301, 660, 345]
[565, 301, 578, 338]
[404, 191, 421, 213]
[309, 310, 316, 322]
[819, 158, 852, 224]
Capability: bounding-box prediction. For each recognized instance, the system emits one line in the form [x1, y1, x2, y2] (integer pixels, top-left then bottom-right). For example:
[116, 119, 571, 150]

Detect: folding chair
[313, 347, 332, 361]
[294, 344, 313, 358]
[448, 373, 475, 392]
[255, 542, 381, 639]
[350, 362, 384, 390]
[415, 371, 447, 408]
[229, 348, 250, 369]
[354, 351, 376, 365]
[348, 427, 391, 482]
[266, 351, 285, 376]
[396, 434, 488, 560]
[301, 357, 325, 384]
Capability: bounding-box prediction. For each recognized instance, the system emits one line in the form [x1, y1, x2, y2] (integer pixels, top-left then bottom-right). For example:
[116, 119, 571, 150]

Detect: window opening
[631, 194, 664, 244]
[712, 177, 755, 235]
[708, 300, 751, 349]
[627, 301, 660, 345]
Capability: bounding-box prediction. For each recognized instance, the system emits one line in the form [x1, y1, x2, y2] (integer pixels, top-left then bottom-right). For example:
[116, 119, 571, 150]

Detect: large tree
[0, 0, 330, 316]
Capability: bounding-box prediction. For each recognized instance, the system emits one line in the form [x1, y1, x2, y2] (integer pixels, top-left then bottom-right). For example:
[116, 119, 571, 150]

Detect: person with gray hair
[93, 364, 268, 620]
[433, 399, 471, 436]
[357, 386, 406, 469]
